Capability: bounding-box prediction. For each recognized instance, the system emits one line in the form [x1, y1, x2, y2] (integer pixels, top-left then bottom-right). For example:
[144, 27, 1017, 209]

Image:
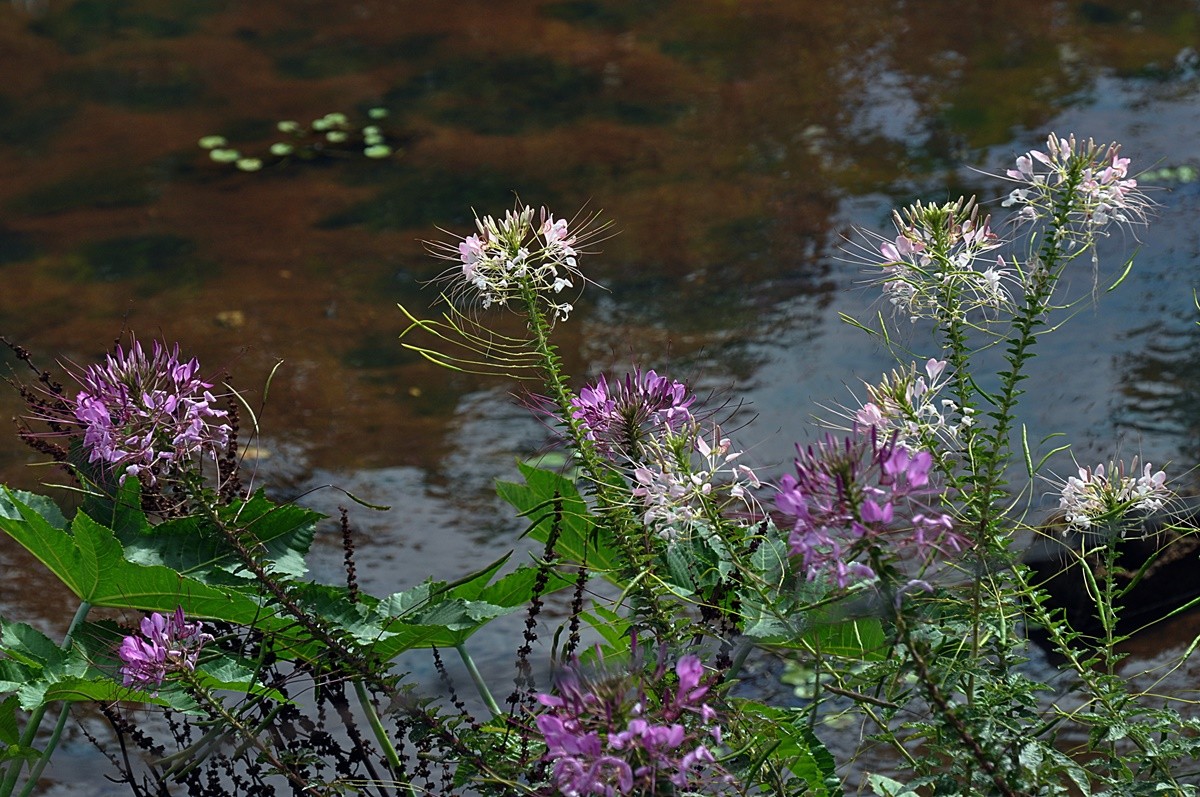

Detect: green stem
[0, 600, 91, 797]
[353, 679, 412, 794]
[454, 643, 502, 717]
[518, 283, 671, 631]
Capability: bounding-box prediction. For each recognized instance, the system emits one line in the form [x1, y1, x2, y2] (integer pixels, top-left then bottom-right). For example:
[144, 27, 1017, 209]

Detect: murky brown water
[2, 1, 1200, 792]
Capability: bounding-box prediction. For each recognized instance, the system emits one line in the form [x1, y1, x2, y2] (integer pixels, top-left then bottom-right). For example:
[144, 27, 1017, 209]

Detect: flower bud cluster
[534, 653, 733, 796]
[775, 431, 963, 588]
[870, 197, 1014, 323]
[437, 205, 587, 321]
[1057, 457, 1171, 533]
[1002, 133, 1148, 240]
[835, 358, 974, 450]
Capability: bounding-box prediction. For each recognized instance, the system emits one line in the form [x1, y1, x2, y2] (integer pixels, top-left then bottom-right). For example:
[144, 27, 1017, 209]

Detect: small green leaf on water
[235, 158, 263, 172]
[269, 142, 294, 157]
[1178, 165, 1197, 182]
[363, 126, 381, 137]
[364, 144, 392, 159]
[209, 148, 240, 163]
[326, 130, 348, 143]
[277, 120, 301, 134]
[368, 107, 389, 119]
[197, 135, 226, 149]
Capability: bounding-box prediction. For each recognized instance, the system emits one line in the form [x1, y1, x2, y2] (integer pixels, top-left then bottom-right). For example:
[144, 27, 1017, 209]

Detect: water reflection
[2, 0, 1200, 790]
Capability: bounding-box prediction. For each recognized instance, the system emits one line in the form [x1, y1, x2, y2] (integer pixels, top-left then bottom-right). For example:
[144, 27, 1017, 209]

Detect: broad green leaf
[0, 489, 268, 625]
[0, 490, 66, 530]
[737, 701, 839, 795]
[496, 464, 615, 572]
[0, 695, 19, 746]
[475, 564, 573, 609]
[741, 614, 796, 642]
[118, 490, 320, 582]
[0, 621, 63, 672]
[665, 545, 696, 592]
[194, 656, 290, 704]
[785, 618, 888, 661]
[38, 677, 200, 713]
[867, 773, 919, 797]
[0, 660, 35, 694]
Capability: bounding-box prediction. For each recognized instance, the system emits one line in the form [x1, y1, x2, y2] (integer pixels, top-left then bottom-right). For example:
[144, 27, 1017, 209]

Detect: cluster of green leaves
[0, 470, 586, 795]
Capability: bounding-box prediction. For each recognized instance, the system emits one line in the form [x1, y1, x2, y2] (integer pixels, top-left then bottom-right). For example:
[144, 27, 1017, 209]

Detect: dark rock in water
[1024, 499, 1200, 641]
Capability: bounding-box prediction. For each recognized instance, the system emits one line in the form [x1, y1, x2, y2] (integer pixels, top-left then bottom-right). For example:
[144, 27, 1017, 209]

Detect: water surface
[1, 1, 1199, 792]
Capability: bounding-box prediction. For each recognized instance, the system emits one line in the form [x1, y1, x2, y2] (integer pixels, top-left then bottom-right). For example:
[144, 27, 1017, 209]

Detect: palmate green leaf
[0, 660, 35, 695]
[289, 561, 574, 660]
[194, 655, 290, 704]
[800, 618, 888, 661]
[867, 773, 920, 797]
[118, 489, 320, 582]
[736, 701, 840, 795]
[0, 489, 266, 625]
[665, 544, 696, 594]
[0, 695, 19, 747]
[496, 463, 616, 572]
[13, 633, 105, 711]
[740, 613, 796, 642]
[0, 621, 63, 672]
[38, 676, 201, 713]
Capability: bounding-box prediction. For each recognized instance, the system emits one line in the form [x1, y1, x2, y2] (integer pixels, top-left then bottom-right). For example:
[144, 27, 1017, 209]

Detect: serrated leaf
[798, 618, 888, 661]
[867, 773, 919, 797]
[665, 545, 696, 591]
[194, 656, 290, 704]
[38, 676, 201, 713]
[118, 491, 319, 582]
[0, 489, 270, 625]
[497, 464, 616, 572]
[0, 621, 63, 671]
[0, 696, 20, 746]
[738, 701, 839, 795]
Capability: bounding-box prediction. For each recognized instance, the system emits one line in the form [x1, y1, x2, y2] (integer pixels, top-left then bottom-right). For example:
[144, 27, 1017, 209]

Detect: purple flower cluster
[775, 431, 963, 588]
[570, 368, 695, 462]
[118, 607, 213, 694]
[70, 339, 230, 483]
[534, 653, 732, 796]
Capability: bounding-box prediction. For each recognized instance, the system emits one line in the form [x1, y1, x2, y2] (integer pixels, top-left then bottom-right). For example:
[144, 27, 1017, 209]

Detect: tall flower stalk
[425, 206, 677, 627]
